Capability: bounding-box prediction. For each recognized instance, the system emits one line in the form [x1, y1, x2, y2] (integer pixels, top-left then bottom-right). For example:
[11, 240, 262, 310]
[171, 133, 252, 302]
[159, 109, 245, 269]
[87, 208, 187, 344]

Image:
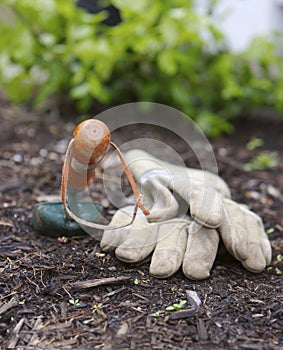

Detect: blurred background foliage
[0, 0, 283, 137]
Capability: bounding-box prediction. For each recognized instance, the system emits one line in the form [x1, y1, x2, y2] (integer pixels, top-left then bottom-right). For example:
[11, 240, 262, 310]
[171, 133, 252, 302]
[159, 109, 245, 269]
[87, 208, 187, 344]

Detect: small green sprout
[134, 278, 139, 285]
[246, 137, 264, 151]
[267, 228, 275, 235]
[276, 254, 283, 262]
[95, 252, 106, 264]
[151, 311, 164, 318]
[92, 302, 103, 314]
[18, 300, 25, 305]
[142, 279, 149, 284]
[266, 266, 282, 275]
[166, 300, 187, 311]
[244, 151, 279, 171]
[69, 298, 80, 306]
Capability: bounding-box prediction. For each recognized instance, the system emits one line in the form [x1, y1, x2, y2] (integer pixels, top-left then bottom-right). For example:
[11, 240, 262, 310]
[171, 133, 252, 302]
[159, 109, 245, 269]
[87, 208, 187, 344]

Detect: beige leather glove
[101, 206, 191, 278]
[101, 150, 272, 279]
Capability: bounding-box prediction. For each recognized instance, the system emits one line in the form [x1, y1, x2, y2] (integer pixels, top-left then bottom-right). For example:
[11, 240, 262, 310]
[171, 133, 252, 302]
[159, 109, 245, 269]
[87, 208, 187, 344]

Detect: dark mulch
[0, 102, 282, 349]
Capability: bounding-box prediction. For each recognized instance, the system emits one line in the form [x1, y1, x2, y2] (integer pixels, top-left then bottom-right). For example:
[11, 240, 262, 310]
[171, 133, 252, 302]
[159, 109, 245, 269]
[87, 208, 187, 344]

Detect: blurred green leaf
[244, 151, 279, 171]
[112, 0, 149, 13]
[157, 50, 178, 75]
[246, 137, 264, 151]
[0, 0, 283, 137]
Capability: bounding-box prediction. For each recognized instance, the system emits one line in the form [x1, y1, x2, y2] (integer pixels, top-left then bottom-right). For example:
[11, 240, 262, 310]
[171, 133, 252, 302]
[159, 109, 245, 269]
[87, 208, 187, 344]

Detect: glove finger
[115, 215, 159, 263]
[183, 222, 219, 280]
[100, 209, 131, 252]
[189, 184, 224, 228]
[145, 172, 224, 228]
[172, 176, 224, 228]
[143, 176, 179, 222]
[238, 206, 272, 272]
[218, 208, 249, 261]
[149, 219, 189, 278]
[220, 199, 272, 272]
[242, 242, 271, 273]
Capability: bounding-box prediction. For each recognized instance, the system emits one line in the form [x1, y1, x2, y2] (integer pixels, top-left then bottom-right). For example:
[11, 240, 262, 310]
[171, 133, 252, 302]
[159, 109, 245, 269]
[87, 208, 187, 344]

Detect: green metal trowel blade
[31, 201, 103, 237]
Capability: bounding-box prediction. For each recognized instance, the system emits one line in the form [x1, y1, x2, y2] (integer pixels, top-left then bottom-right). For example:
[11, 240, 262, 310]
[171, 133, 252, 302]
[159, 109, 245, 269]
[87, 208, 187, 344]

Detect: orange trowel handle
[61, 119, 149, 230]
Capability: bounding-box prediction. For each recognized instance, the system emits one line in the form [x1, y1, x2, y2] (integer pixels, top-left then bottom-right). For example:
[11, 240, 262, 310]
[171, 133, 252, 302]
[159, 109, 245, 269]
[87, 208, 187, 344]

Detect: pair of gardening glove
[100, 149, 272, 280]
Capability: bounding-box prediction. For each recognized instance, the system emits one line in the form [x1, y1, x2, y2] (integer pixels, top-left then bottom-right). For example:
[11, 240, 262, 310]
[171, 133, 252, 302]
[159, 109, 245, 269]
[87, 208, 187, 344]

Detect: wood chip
[103, 287, 126, 299]
[186, 290, 202, 308]
[267, 184, 283, 202]
[197, 318, 208, 340]
[71, 276, 131, 289]
[168, 309, 195, 320]
[0, 220, 14, 228]
[6, 317, 25, 349]
[26, 317, 45, 346]
[116, 322, 129, 337]
[0, 296, 18, 315]
[275, 224, 283, 232]
[0, 180, 23, 193]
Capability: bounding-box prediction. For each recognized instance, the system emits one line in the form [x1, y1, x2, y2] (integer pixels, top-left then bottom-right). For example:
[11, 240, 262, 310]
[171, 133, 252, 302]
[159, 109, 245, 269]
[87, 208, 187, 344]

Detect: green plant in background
[1, 0, 283, 137]
[0, 0, 106, 107]
[244, 151, 279, 171]
[246, 137, 264, 151]
[245, 137, 280, 171]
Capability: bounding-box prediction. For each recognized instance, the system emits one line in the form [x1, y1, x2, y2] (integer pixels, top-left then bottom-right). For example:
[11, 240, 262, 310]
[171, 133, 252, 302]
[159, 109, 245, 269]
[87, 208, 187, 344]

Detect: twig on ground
[6, 317, 25, 349]
[71, 276, 131, 290]
[0, 296, 18, 315]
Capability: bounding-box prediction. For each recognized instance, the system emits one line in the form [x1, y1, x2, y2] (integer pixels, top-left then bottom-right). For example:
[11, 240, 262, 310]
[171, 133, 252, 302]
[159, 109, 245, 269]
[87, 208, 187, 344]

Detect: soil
[0, 101, 282, 350]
